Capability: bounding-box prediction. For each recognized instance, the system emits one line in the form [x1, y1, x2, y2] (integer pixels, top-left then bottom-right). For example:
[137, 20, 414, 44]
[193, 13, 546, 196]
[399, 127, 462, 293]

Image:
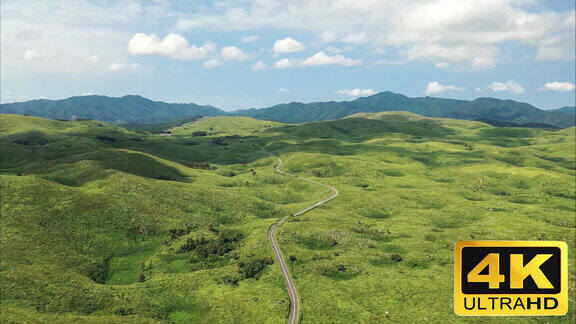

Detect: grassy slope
[1, 114, 574, 323]
[0, 114, 327, 323]
[169, 116, 284, 137]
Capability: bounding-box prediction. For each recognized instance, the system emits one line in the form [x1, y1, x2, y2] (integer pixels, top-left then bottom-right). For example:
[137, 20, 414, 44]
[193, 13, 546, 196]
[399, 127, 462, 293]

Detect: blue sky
[1, 0, 574, 111]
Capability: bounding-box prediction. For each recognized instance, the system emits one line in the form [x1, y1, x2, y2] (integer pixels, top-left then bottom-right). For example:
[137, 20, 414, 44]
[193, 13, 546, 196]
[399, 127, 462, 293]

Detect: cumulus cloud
[220, 46, 250, 61]
[2, 0, 183, 74]
[272, 37, 305, 53]
[539, 81, 575, 92]
[272, 58, 299, 69]
[405, 44, 499, 69]
[204, 59, 222, 68]
[172, 0, 575, 67]
[251, 61, 267, 71]
[425, 82, 464, 95]
[337, 88, 376, 97]
[272, 52, 361, 69]
[241, 35, 260, 43]
[487, 80, 525, 94]
[127, 33, 217, 60]
[277, 88, 290, 93]
[303, 51, 362, 66]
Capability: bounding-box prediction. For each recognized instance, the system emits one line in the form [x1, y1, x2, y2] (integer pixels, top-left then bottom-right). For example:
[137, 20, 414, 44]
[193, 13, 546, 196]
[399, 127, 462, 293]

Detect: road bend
[267, 154, 339, 324]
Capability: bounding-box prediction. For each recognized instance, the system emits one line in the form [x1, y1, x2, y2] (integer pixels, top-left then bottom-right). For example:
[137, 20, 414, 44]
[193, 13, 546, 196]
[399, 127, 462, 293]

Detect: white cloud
[2, 0, 574, 79]
[425, 82, 464, 95]
[241, 35, 260, 43]
[23, 49, 44, 60]
[171, 0, 575, 66]
[204, 59, 222, 68]
[272, 37, 305, 53]
[302, 51, 361, 66]
[220, 46, 250, 61]
[487, 80, 525, 94]
[251, 61, 267, 71]
[405, 44, 499, 69]
[539, 81, 575, 92]
[434, 62, 450, 69]
[341, 32, 367, 44]
[127, 33, 217, 60]
[277, 88, 290, 93]
[109, 62, 140, 71]
[2, 0, 177, 74]
[325, 46, 341, 53]
[81, 92, 94, 96]
[319, 31, 338, 43]
[337, 88, 376, 97]
[272, 58, 299, 69]
[272, 52, 361, 69]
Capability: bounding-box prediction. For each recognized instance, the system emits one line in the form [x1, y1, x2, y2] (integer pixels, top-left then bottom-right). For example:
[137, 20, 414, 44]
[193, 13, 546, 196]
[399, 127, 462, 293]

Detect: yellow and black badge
[454, 241, 567, 316]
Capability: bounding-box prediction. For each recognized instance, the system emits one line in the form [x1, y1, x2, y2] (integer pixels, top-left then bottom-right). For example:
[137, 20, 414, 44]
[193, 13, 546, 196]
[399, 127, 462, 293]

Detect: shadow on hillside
[265, 117, 456, 141]
[87, 116, 459, 168]
[2, 135, 191, 185]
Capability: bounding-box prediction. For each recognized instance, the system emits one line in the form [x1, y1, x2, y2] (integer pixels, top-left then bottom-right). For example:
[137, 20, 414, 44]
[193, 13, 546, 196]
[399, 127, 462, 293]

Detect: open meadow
[1, 112, 574, 323]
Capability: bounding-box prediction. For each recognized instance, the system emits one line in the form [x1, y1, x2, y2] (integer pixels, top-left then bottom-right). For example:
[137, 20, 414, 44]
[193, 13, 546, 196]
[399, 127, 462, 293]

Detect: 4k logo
[454, 241, 567, 316]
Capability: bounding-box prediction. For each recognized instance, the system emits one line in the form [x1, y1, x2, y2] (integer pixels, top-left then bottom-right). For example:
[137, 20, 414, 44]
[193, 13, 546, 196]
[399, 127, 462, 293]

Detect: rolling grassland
[1, 112, 574, 323]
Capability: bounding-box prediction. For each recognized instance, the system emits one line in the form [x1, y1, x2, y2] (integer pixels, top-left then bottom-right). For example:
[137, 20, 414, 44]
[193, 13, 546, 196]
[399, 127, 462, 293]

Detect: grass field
[1, 112, 574, 323]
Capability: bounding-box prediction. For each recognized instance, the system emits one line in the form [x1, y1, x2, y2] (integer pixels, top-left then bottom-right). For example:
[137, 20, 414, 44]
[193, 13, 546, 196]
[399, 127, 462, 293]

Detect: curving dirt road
[268, 154, 339, 324]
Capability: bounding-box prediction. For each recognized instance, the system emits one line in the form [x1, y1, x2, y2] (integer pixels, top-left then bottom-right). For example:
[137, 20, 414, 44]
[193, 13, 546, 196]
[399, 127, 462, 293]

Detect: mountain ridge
[2, 92, 574, 128]
[0, 94, 225, 124]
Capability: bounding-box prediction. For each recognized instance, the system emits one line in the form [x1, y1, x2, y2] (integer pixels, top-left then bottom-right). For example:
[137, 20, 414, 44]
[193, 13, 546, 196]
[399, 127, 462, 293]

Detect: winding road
[268, 154, 339, 324]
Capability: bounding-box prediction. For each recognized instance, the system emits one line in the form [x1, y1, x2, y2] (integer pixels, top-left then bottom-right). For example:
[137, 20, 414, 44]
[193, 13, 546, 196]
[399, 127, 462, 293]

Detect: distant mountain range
[1, 92, 574, 128]
[233, 92, 575, 128]
[552, 106, 575, 115]
[0, 95, 224, 124]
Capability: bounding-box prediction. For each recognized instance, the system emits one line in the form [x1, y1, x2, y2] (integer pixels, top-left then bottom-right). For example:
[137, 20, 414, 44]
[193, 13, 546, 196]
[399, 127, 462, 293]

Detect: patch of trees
[87, 257, 110, 284]
[169, 228, 190, 239]
[12, 138, 47, 146]
[210, 137, 228, 146]
[187, 162, 216, 170]
[12, 139, 31, 145]
[192, 131, 208, 137]
[390, 253, 403, 263]
[181, 229, 244, 258]
[238, 257, 274, 279]
[96, 135, 116, 141]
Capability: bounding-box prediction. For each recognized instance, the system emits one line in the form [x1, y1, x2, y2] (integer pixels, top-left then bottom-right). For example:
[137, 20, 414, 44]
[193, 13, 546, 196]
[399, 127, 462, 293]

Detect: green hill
[0, 95, 224, 124]
[1, 113, 574, 322]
